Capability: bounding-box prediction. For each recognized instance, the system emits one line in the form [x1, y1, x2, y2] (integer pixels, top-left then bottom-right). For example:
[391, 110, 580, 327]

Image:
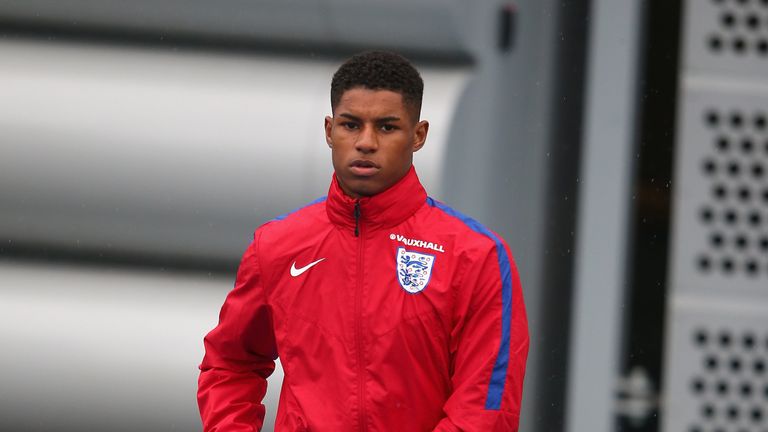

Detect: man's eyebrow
[376, 116, 401, 123]
[338, 113, 401, 123]
[339, 113, 362, 122]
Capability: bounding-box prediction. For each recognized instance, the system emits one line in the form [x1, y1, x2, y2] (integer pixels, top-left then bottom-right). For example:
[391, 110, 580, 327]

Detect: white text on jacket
[389, 234, 445, 253]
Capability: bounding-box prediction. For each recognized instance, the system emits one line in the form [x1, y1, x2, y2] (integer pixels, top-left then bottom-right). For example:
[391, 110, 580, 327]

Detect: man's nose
[354, 125, 378, 153]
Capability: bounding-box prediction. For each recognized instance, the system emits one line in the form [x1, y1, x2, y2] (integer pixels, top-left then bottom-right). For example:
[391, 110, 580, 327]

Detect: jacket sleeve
[433, 236, 529, 432]
[198, 230, 278, 432]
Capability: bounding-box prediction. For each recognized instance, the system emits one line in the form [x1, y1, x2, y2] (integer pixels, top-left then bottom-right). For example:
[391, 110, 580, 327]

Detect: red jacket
[198, 167, 529, 431]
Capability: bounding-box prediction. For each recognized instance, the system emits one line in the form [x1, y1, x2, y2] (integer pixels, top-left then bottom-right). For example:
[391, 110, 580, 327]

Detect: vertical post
[565, 0, 645, 431]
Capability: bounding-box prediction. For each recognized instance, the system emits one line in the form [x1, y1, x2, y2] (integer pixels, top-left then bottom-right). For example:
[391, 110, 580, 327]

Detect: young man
[198, 51, 529, 431]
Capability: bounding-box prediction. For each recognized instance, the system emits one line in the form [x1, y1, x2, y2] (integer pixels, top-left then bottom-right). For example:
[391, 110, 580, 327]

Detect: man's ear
[324, 116, 333, 148]
[413, 120, 429, 152]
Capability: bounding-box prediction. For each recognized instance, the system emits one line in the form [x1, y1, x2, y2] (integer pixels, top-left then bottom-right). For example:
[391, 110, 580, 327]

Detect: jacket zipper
[354, 200, 366, 431]
[354, 200, 361, 237]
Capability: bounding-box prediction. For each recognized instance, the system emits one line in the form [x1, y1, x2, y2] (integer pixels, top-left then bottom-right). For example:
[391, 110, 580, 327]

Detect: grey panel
[684, 0, 768, 78]
[670, 87, 768, 295]
[0, 0, 468, 58]
[322, 0, 464, 54]
[0, 260, 269, 432]
[665, 83, 768, 431]
[663, 1, 768, 431]
[663, 304, 768, 432]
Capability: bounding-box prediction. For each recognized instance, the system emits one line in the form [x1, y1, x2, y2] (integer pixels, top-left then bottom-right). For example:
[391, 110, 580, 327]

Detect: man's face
[325, 87, 429, 199]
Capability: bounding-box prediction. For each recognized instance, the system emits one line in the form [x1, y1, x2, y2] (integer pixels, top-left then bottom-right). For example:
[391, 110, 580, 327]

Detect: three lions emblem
[396, 247, 435, 293]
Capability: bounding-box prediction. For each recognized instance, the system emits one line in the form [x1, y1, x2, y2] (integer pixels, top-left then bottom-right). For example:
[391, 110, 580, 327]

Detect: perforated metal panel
[665, 310, 768, 432]
[685, 0, 768, 78]
[674, 92, 768, 289]
[663, 1, 768, 431]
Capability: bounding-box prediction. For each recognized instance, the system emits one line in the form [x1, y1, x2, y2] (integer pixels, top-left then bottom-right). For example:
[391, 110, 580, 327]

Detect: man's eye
[381, 124, 396, 132]
[343, 122, 359, 130]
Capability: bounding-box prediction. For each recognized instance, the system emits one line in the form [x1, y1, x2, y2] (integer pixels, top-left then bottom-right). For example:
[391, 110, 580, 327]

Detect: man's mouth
[349, 160, 380, 176]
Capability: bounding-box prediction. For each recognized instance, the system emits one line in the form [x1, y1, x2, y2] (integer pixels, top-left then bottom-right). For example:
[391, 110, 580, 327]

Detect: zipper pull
[354, 200, 361, 237]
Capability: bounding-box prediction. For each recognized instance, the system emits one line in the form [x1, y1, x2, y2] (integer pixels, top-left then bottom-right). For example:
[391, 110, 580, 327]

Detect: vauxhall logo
[389, 233, 445, 253]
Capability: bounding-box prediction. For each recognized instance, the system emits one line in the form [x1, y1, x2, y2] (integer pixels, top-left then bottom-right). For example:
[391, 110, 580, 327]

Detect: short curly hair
[330, 51, 424, 119]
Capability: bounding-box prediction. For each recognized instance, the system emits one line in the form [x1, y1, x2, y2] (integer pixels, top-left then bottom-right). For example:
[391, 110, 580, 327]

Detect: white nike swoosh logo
[290, 258, 326, 277]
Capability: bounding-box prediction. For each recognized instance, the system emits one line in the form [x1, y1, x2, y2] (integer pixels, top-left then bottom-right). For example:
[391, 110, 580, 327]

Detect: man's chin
[339, 177, 383, 199]
[348, 185, 380, 199]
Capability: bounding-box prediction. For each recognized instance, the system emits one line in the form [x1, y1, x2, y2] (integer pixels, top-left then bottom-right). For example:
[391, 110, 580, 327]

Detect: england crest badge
[396, 247, 435, 294]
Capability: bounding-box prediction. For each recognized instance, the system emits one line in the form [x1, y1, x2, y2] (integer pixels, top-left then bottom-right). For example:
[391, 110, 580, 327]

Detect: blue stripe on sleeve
[426, 197, 512, 410]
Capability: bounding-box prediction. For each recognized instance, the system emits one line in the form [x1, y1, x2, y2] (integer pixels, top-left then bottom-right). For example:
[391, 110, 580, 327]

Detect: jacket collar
[326, 166, 427, 233]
